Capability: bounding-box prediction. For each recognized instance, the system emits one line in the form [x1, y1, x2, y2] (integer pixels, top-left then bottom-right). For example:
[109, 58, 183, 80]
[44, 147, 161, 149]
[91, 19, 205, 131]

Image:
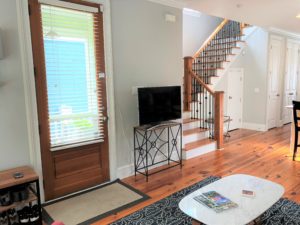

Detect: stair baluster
[184, 19, 243, 150]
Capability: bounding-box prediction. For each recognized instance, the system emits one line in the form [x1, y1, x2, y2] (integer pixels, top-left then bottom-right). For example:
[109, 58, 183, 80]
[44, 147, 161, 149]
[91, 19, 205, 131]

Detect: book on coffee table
[193, 191, 238, 213]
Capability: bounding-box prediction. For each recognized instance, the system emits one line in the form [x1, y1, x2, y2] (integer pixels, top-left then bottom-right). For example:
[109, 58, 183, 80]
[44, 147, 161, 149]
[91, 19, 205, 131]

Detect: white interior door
[227, 68, 243, 131]
[267, 37, 283, 129]
[282, 41, 299, 124]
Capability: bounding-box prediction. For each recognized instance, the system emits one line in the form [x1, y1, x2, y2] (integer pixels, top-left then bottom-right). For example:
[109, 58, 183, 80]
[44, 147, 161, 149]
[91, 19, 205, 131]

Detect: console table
[134, 122, 182, 181]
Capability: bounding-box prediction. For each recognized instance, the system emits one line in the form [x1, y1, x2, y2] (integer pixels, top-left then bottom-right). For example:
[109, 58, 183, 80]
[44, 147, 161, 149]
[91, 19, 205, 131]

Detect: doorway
[227, 68, 244, 131]
[267, 36, 284, 129]
[28, 0, 110, 200]
[282, 40, 300, 124]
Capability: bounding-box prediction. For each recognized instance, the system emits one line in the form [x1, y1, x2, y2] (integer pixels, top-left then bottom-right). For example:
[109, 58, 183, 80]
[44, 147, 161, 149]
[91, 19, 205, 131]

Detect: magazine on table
[193, 191, 238, 213]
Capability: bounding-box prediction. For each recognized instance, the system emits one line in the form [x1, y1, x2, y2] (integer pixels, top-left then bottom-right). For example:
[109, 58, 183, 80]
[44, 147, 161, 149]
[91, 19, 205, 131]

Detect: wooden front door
[28, 0, 110, 200]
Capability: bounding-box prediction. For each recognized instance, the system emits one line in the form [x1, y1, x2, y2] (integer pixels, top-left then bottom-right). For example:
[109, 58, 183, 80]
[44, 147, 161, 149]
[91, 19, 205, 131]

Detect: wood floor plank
[93, 125, 300, 225]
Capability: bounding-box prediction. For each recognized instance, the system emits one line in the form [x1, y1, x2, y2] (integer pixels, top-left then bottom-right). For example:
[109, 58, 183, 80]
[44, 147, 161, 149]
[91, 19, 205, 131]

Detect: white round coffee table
[179, 174, 284, 225]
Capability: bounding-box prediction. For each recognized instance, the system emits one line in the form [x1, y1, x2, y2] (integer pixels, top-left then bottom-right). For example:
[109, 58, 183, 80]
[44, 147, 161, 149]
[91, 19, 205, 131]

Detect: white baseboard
[117, 164, 135, 180]
[242, 122, 267, 132]
[116, 155, 175, 179]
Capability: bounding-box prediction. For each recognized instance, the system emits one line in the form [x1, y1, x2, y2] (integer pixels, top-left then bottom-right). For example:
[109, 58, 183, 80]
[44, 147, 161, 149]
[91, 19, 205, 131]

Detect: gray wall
[0, 0, 31, 170]
[110, 0, 183, 168]
[183, 11, 222, 56]
[215, 28, 269, 125]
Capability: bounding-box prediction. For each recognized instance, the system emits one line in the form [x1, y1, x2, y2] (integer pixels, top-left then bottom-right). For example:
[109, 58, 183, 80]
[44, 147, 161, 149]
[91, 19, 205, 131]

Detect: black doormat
[43, 179, 150, 225]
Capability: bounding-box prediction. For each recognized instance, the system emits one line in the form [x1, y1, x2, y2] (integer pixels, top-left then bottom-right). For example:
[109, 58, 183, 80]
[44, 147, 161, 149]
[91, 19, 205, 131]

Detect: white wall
[110, 0, 183, 171]
[215, 28, 269, 127]
[183, 11, 222, 56]
[0, 0, 31, 170]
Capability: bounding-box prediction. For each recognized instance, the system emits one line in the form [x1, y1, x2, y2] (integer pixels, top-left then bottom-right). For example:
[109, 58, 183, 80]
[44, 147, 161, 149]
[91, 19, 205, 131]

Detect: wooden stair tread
[183, 128, 208, 136]
[198, 75, 219, 78]
[184, 138, 215, 151]
[194, 60, 230, 64]
[183, 118, 201, 124]
[204, 47, 241, 52]
[198, 53, 236, 58]
[194, 68, 224, 71]
[213, 34, 245, 40]
[208, 40, 245, 46]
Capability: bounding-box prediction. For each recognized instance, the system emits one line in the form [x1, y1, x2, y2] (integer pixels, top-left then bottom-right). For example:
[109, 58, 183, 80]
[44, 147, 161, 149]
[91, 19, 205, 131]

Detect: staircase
[182, 19, 252, 160]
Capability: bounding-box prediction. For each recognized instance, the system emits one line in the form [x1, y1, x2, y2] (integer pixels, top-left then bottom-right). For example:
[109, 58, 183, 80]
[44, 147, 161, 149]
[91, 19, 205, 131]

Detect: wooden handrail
[189, 70, 215, 96]
[193, 19, 229, 58]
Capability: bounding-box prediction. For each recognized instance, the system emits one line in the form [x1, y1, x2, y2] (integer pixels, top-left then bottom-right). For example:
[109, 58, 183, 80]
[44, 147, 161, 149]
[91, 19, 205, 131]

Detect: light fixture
[0, 29, 4, 60]
[296, 14, 300, 19]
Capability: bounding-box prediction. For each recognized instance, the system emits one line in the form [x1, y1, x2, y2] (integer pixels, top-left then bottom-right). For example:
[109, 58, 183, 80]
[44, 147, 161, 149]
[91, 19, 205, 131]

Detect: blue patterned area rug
[111, 176, 300, 225]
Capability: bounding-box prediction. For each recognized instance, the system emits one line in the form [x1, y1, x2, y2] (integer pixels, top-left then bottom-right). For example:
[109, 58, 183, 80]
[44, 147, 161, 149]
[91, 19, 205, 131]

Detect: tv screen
[138, 86, 181, 125]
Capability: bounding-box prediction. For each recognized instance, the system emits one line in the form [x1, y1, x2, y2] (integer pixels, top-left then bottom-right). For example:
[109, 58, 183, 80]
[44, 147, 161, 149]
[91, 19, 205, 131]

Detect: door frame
[287, 38, 300, 100]
[266, 34, 284, 129]
[16, 0, 117, 202]
[227, 68, 244, 131]
[282, 39, 300, 124]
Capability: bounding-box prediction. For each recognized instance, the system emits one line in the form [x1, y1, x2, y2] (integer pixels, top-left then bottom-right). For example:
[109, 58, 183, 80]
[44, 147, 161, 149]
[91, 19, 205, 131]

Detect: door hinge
[38, 124, 41, 135]
[34, 67, 37, 77]
[28, 4, 31, 16]
[42, 180, 45, 188]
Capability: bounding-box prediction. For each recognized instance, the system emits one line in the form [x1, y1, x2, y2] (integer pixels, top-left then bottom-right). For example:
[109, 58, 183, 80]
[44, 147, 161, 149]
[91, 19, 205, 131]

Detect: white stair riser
[183, 131, 209, 145]
[232, 48, 241, 55]
[210, 76, 219, 84]
[182, 111, 190, 120]
[216, 69, 223, 77]
[236, 42, 246, 48]
[183, 141, 217, 160]
[183, 120, 200, 131]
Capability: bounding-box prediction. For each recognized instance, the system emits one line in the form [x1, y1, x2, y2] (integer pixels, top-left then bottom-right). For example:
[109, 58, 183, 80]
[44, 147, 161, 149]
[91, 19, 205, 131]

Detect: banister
[193, 19, 229, 58]
[189, 70, 215, 96]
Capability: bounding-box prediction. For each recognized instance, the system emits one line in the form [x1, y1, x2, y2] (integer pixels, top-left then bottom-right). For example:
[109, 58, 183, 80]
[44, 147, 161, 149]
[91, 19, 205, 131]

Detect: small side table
[0, 166, 42, 225]
[134, 122, 183, 181]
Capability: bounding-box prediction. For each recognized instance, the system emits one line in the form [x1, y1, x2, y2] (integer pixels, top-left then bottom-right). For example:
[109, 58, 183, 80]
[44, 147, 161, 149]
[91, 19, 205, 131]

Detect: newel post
[214, 91, 224, 150]
[184, 57, 193, 111]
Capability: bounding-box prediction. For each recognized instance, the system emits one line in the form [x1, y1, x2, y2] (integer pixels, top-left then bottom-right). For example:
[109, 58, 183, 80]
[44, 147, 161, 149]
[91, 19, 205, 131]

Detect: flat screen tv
[138, 86, 181, 125]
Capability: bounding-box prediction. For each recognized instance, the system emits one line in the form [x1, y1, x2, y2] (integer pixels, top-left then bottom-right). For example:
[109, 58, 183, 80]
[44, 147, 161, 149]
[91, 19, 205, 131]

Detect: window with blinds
[40, 3, 104, 149]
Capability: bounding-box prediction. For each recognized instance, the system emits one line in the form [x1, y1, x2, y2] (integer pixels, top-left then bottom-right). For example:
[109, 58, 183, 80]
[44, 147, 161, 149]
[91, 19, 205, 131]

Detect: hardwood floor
[94, 125, 300, 225]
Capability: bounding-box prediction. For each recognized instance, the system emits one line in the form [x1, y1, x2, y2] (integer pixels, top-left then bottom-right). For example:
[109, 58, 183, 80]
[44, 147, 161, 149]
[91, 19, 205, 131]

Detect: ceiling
[177, 0, 300, 35]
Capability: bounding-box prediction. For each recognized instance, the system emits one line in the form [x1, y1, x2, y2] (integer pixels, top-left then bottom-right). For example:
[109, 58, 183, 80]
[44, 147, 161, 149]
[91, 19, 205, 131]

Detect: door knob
[229, 96, 233, 99]
[289, 93, 294, 95]
[276, 94, 280, 97]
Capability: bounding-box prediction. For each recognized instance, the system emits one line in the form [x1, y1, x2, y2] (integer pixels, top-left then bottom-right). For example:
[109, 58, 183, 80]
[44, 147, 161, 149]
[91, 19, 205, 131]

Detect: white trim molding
[16, 0, 117, 201]
[117, 155, 174, 179]
[147, 0, 185, 9]
[183, 8, 202, 18]
[242, 122, 268, 132]
[117, 164, 135, 180]
[269, 27, 300, 40]
[16, 0, 44, 201]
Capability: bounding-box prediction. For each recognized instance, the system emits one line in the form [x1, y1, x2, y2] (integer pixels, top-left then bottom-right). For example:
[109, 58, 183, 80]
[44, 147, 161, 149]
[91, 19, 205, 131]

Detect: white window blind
[41, 4, 105, 149]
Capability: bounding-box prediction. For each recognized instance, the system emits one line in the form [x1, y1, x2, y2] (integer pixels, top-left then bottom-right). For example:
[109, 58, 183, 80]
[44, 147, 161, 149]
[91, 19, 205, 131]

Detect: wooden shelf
[0, 189, 37, 213]
[0, 166, 38, 190]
